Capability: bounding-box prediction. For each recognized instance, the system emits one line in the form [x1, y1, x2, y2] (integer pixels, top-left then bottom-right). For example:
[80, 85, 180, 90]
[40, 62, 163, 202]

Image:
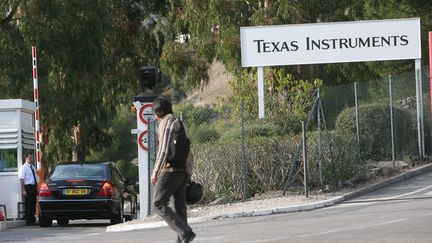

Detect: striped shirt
[153, 114, 193, 176]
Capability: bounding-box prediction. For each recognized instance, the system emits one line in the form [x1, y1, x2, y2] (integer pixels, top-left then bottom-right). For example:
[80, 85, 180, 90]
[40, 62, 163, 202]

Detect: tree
[159, 0, 431, 90]
[0, 0, 30, 99]
[361, 0, 432, 74]
[10, 0, 164, 166]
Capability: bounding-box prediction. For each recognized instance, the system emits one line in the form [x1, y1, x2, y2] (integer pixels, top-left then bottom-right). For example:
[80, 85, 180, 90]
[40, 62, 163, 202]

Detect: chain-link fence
[175, 65, 431, 203]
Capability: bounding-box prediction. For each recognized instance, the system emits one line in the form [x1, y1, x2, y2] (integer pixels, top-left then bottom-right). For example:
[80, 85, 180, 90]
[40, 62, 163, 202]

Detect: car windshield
[50, 164, 109, 180]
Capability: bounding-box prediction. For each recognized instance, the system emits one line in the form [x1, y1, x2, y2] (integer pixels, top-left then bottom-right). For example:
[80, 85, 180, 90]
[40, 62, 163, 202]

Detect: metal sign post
[415, 59, 425, 160]
[429, 32, 432, 155]
[257, 67, 265, 118]
[132, 66, 160, 219]
[132, 101, 154, 219]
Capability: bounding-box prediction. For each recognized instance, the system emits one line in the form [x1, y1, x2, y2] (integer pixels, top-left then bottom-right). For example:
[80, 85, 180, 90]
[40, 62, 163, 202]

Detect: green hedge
[192, 137, 297, 202]
[191, 131, 357, 202]
[335, 103, 416, 161]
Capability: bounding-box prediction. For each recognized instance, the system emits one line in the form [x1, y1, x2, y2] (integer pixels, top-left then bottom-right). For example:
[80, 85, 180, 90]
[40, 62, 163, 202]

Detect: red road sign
[138, 130, 149, 151]
[139, 104, 153, 125]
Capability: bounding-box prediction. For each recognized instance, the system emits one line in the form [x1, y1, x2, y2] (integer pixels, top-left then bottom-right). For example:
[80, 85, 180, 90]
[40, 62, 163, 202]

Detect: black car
[38, 161, 137, 227]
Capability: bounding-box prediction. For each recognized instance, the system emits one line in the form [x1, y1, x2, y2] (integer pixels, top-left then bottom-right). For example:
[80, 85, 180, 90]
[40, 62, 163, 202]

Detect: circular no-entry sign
[139, 104, 154, 125]
[138, 130, 149, 151]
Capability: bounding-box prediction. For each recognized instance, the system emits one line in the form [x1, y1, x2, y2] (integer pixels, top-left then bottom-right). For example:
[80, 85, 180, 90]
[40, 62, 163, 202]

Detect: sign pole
[429, 32, 432, 155]
[132, 101, 153, 219]
[415, 58, 425, 160]
[257, 67, 265, 118]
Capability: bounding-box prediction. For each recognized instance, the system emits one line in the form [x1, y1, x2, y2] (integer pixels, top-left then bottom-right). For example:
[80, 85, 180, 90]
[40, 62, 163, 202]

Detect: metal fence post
[389, 75, 396, 166]
[354, 82, 361, 162]
[317, 89, 323, 188]
[415, 59, 425, 160]
[241, 99, 249, 199]
[354, 82, 364, 179]
[302, 121, 308, 197]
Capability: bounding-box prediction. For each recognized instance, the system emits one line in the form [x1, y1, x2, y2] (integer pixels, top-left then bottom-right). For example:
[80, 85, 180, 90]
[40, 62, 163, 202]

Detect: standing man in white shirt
[19, 152, 38, 226]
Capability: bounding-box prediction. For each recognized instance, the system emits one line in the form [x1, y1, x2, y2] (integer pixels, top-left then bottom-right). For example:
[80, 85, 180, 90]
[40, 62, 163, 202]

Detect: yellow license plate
[64, 188, 89, 195]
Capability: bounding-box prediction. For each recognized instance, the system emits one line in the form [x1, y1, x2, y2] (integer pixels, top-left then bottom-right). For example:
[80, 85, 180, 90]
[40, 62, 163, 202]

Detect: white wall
[0, 99, 34, 220]
[0, 173, 21, 219]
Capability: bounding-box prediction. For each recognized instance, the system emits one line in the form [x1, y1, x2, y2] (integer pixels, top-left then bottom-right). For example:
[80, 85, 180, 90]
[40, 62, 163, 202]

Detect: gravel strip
[121, 190, 347, 226]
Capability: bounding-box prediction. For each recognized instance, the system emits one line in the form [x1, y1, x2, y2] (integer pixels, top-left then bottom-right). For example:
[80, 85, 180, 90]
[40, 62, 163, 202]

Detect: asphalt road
[1, 171, 432, 243]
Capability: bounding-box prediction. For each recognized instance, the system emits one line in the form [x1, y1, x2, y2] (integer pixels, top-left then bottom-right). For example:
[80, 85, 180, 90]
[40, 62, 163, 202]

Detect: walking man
[19, 152, 38, 226]
[151, 96, 196, 243]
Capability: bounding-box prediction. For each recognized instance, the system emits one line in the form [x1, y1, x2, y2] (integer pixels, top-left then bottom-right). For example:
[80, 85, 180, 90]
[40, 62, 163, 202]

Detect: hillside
[184, 61, 233, 107]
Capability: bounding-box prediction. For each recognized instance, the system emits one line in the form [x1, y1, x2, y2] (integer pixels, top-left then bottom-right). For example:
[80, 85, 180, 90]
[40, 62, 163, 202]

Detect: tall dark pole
[302, 121, 308, 197]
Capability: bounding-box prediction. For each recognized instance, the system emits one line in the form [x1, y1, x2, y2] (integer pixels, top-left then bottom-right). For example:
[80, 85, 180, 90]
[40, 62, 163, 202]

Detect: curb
[107, 163, 432, 233]
[0, 220, 26, 231]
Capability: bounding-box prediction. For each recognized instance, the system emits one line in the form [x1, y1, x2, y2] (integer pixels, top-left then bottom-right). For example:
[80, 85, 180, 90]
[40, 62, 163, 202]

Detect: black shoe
[181, 231, 196, 243]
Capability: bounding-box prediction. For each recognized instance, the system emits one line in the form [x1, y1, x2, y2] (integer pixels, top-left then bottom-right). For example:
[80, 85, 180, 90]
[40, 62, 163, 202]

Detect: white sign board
[241, 18, 421, 67]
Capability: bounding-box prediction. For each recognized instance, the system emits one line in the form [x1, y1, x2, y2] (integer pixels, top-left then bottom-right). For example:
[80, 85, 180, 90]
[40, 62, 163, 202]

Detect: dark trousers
[24, 184, 37, 224]
[153, 172, 191, 239]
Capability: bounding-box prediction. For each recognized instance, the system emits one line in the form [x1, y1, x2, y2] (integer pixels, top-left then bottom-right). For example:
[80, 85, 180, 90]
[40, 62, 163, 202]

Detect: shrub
[192, 136, 299, 202]
[191, 125, 364, 202]
[245, 136, 300, 192]
[307, 130, 359, 186]
[174, 103, 218, 127]
[190, 125, 220, 144]
[192, 141, 244, 203]
[218, 116, 303, 141]
[272, 115, 304, 135]
[335, 103, 416, 161]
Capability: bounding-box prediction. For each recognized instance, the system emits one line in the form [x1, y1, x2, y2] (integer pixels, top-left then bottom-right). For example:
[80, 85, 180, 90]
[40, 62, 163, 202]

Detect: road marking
[239, 219, 408, 242]
[389, 186, 424, 190]
[193, 236, 224, 241]
[298, 218, 408, 238]
[349, 185, 432, 203]
[157, 236, 224, 243]
[332, 201, 378, 208]
[381, 185, 432, 200]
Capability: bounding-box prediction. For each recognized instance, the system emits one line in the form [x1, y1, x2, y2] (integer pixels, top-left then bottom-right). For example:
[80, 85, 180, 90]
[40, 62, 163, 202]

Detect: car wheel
[110, 201, 124, 225]
[39, 214, 52, 227]
[57, 219, 69, 226]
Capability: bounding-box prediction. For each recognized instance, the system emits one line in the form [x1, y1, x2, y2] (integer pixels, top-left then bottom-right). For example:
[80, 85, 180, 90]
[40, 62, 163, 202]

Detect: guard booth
[0, 99, 35, 220]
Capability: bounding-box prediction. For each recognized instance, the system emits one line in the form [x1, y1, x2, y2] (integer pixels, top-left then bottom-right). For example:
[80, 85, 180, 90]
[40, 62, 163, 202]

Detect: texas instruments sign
[240, 18, 421, 67]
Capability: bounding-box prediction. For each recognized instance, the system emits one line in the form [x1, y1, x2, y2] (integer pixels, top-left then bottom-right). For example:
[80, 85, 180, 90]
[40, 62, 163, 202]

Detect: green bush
[192, 140, 244, 203]
[335, 103, 416, 161]
[245, 136, 299, 192]
[218, 117, 303, 141]
[192, 136, 298, 202]
[218, 125, 242, 141]
[244, 120, 281, 137]
[191, 125, 366, 203]
[272, 115, 304, 135]
[308, 130, 359, 185]
[218, 121, 280, 141]
[190, 125, 220, 144]
[174, 103, 218, 127]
